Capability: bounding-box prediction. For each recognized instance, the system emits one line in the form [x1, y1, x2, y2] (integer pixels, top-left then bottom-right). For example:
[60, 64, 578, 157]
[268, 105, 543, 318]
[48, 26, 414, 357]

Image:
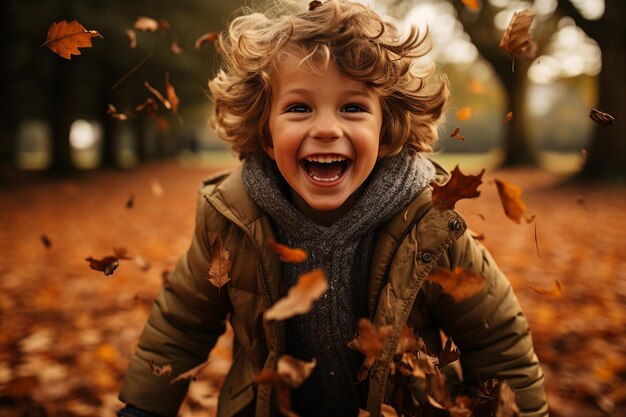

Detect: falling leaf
[432, 165, 485, 211]
[206, 234, 231, 289]
[426, 267, 487, 302]
[503, 111, 513, 124]
[395, 324, 424, 355]
[148, 361, 173, 377]
[461, 0, 481, 13]
[126, 194, 134, 208]
[134, 17, 159, 32]
[589, 109, 615, 126]
[158, 19, 172, 32]
[170, 37, 184, 55]
[381, 404, 399, 417]
[42, 20, 101, 60]
[309, 0, 323, 11]
[347, 318, 392, 381]
[125, 29, 137, 48]
[267, 239, 308, 263]
[468, 79, 485, 95]
[265, 269, 328, 321]
[195, 32, 218, 49]
[135, 98, 159, 118]
[528, 280, 563, 298]
[165, 73, 181, 120]
[85, 256, 119, 276]
[455, 107, 473, 121]
[499, 9, 536, 71]
[106, 104, 129, 121]
[438, 337, 460, 368]
[144, 81, 172, 110]
[450, 127, 465, 141]
[40, 234, 52, 249]
[494, 178, 527, 224]
[170, 361, 210, 384]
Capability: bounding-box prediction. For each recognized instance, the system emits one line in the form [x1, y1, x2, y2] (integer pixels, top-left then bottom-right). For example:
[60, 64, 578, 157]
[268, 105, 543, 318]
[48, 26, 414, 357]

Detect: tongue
[306, 161, 344, 179]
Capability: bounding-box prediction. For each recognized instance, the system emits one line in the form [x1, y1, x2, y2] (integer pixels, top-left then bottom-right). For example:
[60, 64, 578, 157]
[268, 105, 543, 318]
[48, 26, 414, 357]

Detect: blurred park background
[0, 0, 625, 416]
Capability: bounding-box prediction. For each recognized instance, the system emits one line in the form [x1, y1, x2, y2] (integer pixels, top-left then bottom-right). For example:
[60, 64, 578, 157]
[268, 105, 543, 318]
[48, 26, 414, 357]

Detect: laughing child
[118, 1, 548, 416]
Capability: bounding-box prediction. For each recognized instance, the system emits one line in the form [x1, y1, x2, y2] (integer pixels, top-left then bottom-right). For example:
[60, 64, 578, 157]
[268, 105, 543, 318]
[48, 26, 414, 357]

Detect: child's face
[266, 55, 384, 224]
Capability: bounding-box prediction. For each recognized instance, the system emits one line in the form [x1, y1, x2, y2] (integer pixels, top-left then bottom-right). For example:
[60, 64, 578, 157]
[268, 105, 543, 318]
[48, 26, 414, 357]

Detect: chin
[305, 197, 346, 212]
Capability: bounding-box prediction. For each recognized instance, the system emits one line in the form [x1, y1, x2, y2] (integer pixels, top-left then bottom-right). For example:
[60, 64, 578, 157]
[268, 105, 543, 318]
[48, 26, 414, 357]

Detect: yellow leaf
[494, 178, 527, 224]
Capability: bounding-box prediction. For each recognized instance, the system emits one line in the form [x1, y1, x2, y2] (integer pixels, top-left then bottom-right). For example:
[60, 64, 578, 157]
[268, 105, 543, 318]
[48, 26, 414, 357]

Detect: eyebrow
[278, 88, 374, 100]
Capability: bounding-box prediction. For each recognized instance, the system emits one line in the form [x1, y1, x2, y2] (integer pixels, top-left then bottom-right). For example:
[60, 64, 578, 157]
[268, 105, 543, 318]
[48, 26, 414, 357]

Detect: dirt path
[0, 162, 625, 416]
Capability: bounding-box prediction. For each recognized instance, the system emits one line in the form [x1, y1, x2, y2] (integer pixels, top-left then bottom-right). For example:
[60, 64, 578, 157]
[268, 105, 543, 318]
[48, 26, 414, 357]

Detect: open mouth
[301, 154, 351, 183]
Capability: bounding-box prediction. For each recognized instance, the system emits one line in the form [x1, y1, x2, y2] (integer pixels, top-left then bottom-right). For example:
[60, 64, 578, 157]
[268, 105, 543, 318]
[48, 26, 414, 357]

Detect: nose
[309, 110, 342, 141]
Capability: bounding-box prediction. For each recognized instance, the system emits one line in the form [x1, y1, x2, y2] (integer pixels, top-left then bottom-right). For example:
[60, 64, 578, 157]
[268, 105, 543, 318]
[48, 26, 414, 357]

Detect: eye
[342, 103, 367, 113]
[285, 104, 310, 113]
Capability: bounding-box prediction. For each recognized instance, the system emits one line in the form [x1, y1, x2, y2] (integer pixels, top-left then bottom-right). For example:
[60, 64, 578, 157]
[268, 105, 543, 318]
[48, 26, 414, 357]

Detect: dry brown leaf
[264, 269, 328, 321]
[125, 28, 137, 48]
[589, 109, 615, 126]
[438, 337, 460, 368]
[381, 404, 399, 417]
[503, 111, 513, 125]
[42, 20, 101, 60]
[267, 238, 308, 263]
[165, 73, 181, 120]
[495, 380, 521, 417]
[195, 32, 219, 49]
[528, 280, 563, 298]
[461, 0, 481, 12]
[494, 178, 527, 224]
[455, 107, 473, 121]
[499, 9, 536, 72]
[451, 127, 465, 141]
[432, 165, 485, 211]
[148, 361, 173, 377]
[170, 37, 184, 55]
[395, 324, 424, 355]
[347, 318, 392, 381]
[133, 17, 159, 32]
[134, 98, 159, 118]
[206, 234, 231, 289]
[40, 234, 52, 249]
[309, 1, 323, 11]
[144, 81, 171, 110]
[170, 361, 210, 384]
[106, 104, 129, 121]
[85, 256, 119, 276]
[427, 267, 487, 302]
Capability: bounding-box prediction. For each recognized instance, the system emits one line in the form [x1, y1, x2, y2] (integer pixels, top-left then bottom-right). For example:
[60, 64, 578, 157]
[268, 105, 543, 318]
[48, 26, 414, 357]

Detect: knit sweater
[242, 151, 435, 417]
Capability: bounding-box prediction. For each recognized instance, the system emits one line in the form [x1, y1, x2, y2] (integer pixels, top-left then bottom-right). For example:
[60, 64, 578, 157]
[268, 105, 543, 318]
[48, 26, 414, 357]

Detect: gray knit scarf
[242, 150, 435, 417]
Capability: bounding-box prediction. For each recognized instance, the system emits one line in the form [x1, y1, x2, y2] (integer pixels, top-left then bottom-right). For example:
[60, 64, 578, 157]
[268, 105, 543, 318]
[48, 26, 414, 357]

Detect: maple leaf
[195, 32, 219, 49]
[426, 267, 487, 302]
[528, 280, 563, 298]
[40, 234, 52, 249]
[42, 20, 102, 60]
[264, 269, 328, 321]
[148, 361, 173, 377]
[503, 111, 513, 125]
[438, 337, 460, 368]
[432, 165, 485, 211]
[347, 318, 392, 381]
[206, 234, 231, 289]
[461, 0, 481, 12]
[499, 9, 536, 72]
[455, 107, 473, 121]
[170, 361, 210, 384]
[450, 127, 465, 141]
[267, 238, 308, 263]
[494, 178, 529, 224]
[125, 29, 137, 48]
[589, 109, 615, 126]
[85, 256, 119, 276]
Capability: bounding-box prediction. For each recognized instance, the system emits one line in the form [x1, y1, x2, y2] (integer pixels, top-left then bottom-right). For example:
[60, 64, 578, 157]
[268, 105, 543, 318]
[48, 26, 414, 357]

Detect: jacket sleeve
[425, 229, 548, 417]
[119, 189, 232, 417]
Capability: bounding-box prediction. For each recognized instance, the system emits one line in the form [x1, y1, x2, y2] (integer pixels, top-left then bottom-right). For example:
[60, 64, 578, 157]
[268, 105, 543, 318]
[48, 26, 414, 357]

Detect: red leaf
[432, 165, 485, 211]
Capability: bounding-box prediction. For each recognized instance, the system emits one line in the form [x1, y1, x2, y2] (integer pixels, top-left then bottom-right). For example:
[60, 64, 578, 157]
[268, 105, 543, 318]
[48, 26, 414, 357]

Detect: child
[118, 1, 548, 416]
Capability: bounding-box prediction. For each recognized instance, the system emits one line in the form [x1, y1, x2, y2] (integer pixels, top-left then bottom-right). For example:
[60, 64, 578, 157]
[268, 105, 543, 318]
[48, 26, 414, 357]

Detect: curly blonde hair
[208, 0, 449, 158]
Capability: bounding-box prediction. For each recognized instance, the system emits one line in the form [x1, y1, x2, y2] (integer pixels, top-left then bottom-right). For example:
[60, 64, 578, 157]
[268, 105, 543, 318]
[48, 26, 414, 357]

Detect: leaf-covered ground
[0, 161, 625, 417]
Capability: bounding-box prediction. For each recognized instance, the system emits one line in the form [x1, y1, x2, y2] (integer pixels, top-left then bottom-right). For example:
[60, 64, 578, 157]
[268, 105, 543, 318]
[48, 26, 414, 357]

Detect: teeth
[310, 173, 341, 182]
[304, 155, 347, 163]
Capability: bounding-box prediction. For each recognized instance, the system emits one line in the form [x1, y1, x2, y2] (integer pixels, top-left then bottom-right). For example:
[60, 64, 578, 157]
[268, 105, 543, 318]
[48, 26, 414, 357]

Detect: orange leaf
[42, 20, 101, 60]
[503, 111, 513, 124]
[264, 269, 328, 321]
[165, 73, 181, 120]
[494, 178, 527, 224]
[206, 234, 232, 289]
[432, 165, 485, 211]
[467, 79, 485, 95]
[461, 0, 481, 12]
[144, 81, 171, 110]
[134, 17, 159, 32]
[528, 280, 563, 298]
[499, 9, 536, 71]
[267, 238, 308, 263]
[426, 267, 487, 302]
[347, 318, 392, 381]
[455, 107, 473, 121]
[195, 32, 219, 49]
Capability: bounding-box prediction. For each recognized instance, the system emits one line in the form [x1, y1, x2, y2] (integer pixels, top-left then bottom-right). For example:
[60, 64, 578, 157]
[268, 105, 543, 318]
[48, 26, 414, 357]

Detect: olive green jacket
[119, 164, 548, 417]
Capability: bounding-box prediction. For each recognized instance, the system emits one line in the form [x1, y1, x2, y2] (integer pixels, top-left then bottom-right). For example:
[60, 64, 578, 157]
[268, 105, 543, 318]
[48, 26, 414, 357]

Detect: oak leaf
[264, 269, 328, 321]
[528, 280, 563, 298]
[455, 107, 473, 121]
[427, 267, 487, 302]
[195, 32, 219, 49]
[432, 165, 485, 211]
[148, 361, 173, 377]
[494, 178, 528, 224]
[42, 20, 101, 60]
[267, 238, 308, 263]
[499, 9, 536, 72]
[348, 318, 392, 381]
[206, 234, 231, 289]
[589, 109, 615, 126]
